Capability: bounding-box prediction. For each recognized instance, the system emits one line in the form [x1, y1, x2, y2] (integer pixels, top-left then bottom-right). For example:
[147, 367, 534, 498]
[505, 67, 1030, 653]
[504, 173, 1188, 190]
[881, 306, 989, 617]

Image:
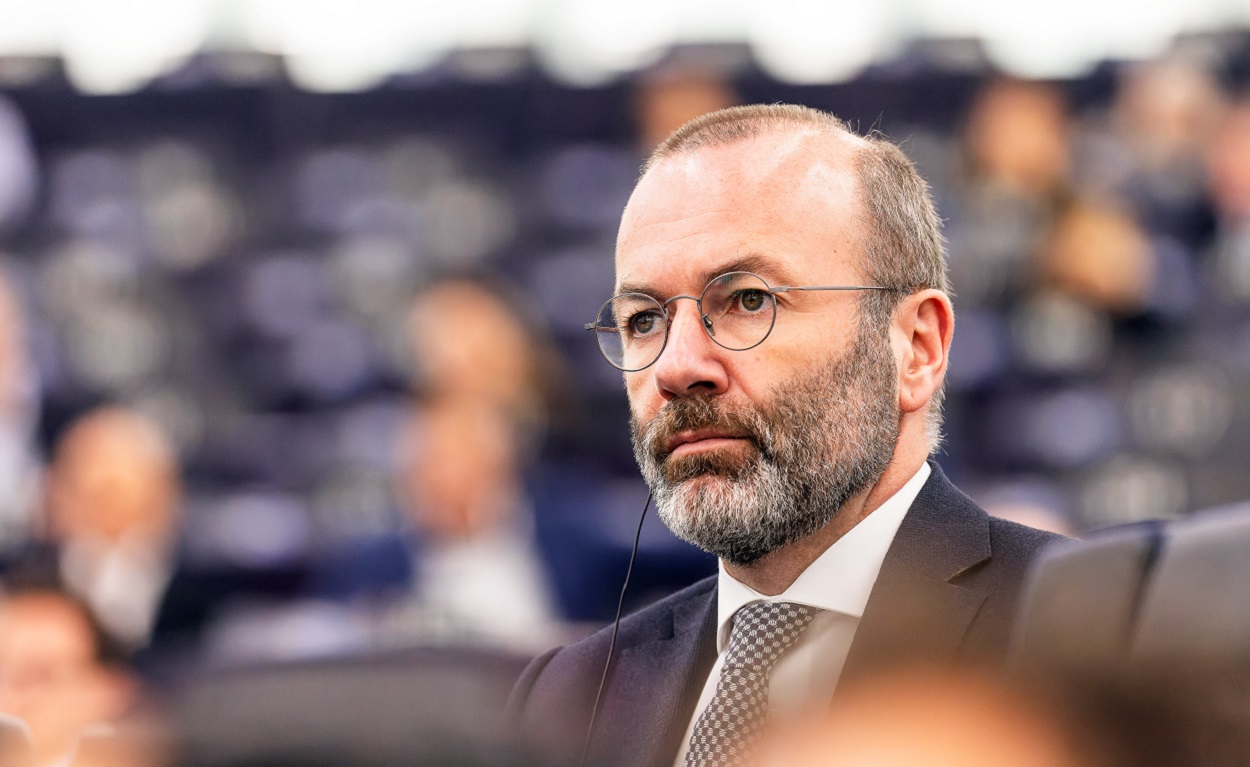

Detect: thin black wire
[579, 490, 652, 767]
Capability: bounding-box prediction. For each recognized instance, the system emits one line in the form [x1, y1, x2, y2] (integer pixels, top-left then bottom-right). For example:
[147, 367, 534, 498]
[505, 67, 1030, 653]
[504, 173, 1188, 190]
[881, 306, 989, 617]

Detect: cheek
[624, 373, 658, 418]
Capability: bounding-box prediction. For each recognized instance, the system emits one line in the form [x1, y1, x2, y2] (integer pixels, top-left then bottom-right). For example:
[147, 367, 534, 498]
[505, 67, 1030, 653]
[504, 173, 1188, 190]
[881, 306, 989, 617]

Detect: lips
[663, 429, 749, 457]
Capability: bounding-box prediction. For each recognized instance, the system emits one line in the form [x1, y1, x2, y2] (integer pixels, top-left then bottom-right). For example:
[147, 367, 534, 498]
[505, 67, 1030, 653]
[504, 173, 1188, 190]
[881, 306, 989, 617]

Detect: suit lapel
[595, 583, 718, 767]
[841, 463, 991, 682]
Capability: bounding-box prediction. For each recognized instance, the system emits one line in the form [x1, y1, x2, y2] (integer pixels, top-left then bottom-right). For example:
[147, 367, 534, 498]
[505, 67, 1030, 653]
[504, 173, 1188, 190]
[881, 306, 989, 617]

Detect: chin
[660, 443, 759, 485]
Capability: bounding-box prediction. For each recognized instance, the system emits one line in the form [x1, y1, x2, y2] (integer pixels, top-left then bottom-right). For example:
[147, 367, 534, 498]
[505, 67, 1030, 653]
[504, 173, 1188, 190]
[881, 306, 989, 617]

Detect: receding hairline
[643, 104, 870, 175]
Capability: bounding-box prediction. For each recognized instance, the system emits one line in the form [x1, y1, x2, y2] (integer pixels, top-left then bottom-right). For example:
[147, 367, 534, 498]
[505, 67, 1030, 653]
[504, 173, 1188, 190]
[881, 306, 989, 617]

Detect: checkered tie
[683, 601, 816, 767]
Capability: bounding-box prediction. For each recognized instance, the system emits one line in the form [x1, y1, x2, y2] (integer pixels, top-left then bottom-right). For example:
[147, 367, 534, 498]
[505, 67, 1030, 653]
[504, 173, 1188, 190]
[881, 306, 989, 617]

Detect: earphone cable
[579, 490, 652, 767]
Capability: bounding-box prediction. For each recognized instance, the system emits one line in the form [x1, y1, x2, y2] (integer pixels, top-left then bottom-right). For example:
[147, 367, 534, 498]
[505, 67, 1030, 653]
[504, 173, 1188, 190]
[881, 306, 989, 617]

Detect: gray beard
[630, 322, 900, 567]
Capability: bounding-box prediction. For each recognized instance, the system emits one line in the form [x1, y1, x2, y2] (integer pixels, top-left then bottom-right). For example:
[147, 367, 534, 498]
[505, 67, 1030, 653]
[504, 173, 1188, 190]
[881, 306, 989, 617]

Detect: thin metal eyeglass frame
[585, 271, 898, 372]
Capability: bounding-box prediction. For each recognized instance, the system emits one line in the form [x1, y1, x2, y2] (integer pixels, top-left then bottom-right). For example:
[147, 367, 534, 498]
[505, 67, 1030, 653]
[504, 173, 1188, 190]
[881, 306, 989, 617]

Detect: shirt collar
[714, 462, 932, 650]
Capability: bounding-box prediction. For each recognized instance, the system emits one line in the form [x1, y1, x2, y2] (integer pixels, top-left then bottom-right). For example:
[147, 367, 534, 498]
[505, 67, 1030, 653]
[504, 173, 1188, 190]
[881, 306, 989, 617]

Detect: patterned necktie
[683, 601, 816, 767]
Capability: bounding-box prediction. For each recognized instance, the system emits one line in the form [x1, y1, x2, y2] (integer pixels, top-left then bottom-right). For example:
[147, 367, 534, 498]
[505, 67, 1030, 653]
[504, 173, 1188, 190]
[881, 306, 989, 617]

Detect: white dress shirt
[673, 462, 931, 767]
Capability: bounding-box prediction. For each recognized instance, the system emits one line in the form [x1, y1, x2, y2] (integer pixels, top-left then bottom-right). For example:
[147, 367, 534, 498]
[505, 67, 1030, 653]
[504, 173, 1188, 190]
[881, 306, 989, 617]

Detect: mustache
[637, 395, 771, 464]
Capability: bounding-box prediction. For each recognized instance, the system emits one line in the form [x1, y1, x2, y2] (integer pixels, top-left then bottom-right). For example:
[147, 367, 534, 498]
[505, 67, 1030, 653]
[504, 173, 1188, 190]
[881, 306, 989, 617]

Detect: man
[511, 104, 1064, 767]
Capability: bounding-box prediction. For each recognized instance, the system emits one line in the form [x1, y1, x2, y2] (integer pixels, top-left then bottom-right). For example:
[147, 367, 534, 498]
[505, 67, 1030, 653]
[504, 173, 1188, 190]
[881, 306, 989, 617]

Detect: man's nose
[649, 299, 729, 400]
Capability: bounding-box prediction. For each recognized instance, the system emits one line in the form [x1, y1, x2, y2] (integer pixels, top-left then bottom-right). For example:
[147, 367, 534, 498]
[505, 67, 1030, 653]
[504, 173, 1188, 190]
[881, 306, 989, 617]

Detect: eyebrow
[617, 252, 795, 297]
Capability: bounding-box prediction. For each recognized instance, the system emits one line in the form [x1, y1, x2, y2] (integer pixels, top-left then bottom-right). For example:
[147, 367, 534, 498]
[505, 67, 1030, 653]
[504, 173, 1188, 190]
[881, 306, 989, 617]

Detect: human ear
[892, 290, 953, 415]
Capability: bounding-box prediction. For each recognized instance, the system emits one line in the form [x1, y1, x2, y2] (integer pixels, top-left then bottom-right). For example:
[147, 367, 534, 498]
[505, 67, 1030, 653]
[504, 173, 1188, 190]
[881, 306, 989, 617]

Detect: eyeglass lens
[593, 272, 778, 371]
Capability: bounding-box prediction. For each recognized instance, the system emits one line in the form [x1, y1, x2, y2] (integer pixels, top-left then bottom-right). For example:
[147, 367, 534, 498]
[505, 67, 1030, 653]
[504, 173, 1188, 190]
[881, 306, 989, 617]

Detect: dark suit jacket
[510, 463, 1065, 767]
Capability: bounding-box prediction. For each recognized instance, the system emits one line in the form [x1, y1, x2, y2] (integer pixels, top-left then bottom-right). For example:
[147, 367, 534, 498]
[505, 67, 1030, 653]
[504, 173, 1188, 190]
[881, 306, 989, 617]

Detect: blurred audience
[1081, 56, 1224, 249]
[948, 78, 1074, 309]
[312, 278, 563, 652]
[633, 69, 740, 152]
[41, 408, 179, 652]
[1036, 197, 1155, 316]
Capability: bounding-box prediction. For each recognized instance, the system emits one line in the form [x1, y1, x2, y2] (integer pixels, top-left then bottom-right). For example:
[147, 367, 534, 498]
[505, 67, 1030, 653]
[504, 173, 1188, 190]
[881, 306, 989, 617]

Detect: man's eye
[735, 290, 769, 313]
[629, 312, 663, 336]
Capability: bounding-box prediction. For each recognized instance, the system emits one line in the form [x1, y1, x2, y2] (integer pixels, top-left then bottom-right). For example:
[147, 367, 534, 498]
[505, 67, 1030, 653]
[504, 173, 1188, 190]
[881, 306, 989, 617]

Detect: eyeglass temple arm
[769, 285, 896, 293]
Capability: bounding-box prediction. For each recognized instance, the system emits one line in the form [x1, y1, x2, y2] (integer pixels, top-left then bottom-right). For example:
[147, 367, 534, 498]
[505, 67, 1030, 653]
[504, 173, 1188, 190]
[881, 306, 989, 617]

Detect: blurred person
[965, 78, 1072, 201]
[1113, 57, 1226, 176]
[407, 276, 564, 443]
[1207, 96, 1250, 227]
[947, 78, 1074, 307]
[42, 407, 180, 652]
[380, 399, 559, 651]
[634, 69, 740, 154]
[511, 104, 1066, 767]
[314, 278, 562, 652]
[0, 584, 138, 767]
[1079, 56, 1224, 249]
[1205, 96, 1250, 303]
[1037, 197, 1156, 316]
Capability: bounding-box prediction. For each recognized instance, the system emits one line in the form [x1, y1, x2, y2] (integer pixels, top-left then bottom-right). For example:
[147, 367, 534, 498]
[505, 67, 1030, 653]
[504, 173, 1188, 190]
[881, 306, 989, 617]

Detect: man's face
[616, 131, 902, 565]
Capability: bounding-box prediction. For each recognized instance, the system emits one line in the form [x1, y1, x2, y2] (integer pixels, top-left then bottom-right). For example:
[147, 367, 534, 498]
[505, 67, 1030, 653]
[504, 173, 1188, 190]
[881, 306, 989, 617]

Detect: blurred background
[2, 1, 1250, 762]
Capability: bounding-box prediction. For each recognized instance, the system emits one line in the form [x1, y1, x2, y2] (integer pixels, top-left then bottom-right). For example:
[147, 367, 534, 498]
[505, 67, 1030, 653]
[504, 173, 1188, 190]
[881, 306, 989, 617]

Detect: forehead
[615, 129, 866, 292]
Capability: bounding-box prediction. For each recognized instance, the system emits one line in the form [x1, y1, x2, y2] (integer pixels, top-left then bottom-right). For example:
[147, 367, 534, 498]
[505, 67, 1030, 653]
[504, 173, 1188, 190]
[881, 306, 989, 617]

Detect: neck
[722, 451, 928, 595]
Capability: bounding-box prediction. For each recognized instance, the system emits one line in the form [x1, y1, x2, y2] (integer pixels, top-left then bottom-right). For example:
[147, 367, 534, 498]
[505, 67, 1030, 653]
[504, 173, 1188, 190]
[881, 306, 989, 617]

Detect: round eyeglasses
[585, 271, 896, 371]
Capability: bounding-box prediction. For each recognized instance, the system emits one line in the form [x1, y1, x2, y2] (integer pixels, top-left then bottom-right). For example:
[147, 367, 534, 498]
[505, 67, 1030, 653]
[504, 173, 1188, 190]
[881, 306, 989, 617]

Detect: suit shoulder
[514, 574, 715, 690]
[510, 575, 715, 763]
[987, 516, 1070, 561]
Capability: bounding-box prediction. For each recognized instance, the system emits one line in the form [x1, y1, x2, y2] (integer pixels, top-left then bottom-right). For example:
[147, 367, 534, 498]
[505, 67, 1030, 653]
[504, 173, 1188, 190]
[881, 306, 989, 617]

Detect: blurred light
[0, 0, 66, 54]
[0, 0, 1246, 91]
[202, 490, 312, 567]
[295, 147, 384, 233]
[1211, 228, 1250, 303]
[1024, 388, 1122, 468]
[138, 142, 241, 268]
[204, 602, 371, 662]
[39, 239, 141, 323]
[748, 0, 891, 83]
[312, 466, 397, 541]
[537, 0, 677, 86]
[454, 0, 532, 47]
[1079, 456, 1188, 527]
[421, 180, 516, 264]
[977, 0, 1192, 78]
[62, 0, 212, 93]
[243, 255, 328, 340]
[1010, 292, 1113, 376]
[329, 235, 422, 323]
[381, 137, 462, 200]
[48, 150, 140, 240]
[288, 318, 376, 401]
[244, 0, 452, 92]
[146, 183, 241, 270]
[134, 387, 207, 457]
[64, 304, 169, 392]
[1129, 366, 1233, 458]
